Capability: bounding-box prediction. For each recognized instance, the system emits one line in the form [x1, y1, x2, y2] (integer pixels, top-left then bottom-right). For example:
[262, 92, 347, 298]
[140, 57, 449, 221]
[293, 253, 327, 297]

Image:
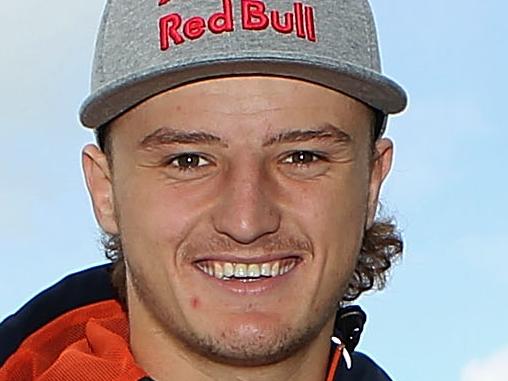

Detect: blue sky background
[1, 1, 506, 380]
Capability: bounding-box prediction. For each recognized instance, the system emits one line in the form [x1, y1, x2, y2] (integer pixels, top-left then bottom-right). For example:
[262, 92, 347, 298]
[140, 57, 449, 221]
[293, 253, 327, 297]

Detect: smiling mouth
[194, 257, 302, 282]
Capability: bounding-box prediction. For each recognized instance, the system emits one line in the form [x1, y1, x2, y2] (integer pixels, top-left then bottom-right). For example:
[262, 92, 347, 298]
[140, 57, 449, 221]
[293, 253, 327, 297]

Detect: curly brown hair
[101, 218, 402, 308]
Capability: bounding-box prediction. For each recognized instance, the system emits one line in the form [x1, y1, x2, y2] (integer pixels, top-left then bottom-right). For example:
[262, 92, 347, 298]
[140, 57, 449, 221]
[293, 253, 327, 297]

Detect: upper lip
[190, 252, 306, 265]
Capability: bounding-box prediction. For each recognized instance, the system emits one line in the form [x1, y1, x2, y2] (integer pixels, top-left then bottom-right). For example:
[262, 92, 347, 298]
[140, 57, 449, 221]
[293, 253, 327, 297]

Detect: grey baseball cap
[79, 0, 407, 132]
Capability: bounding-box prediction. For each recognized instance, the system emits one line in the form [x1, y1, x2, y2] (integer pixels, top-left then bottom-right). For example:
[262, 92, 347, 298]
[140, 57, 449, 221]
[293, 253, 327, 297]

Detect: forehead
[110, 76, 373, 143]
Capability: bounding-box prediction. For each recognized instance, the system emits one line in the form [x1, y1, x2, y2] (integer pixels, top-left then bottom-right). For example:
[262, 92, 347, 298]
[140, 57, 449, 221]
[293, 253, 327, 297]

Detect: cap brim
[80, 56, 407, 128]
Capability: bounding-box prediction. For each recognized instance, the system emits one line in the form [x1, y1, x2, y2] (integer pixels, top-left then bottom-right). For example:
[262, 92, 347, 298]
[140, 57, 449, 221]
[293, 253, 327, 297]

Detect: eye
[281, 151, 322, 165]
[167, 153, 210, 171]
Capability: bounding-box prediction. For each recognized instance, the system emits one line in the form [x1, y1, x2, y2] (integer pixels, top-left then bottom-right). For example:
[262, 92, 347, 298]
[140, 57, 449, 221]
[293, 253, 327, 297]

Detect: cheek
[112, 174, 213, 263]
[287, 168, 369, 273]
[290, 170, 369, 229]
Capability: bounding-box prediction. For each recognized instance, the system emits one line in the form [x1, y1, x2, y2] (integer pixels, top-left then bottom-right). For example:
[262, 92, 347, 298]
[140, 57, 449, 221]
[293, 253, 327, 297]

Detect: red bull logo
[159, 0, 317, 51]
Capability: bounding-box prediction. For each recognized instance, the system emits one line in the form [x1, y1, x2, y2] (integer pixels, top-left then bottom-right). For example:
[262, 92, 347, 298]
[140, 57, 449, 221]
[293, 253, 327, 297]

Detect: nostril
[211, 212, 281, 245]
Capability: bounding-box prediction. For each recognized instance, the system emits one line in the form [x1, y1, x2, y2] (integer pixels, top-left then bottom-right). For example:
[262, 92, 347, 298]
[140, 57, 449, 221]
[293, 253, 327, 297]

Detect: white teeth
[214, 262, 224, 279]
[261, 263, 271, 277]
[197, 258, 299, 280]
[280, 260, 297, 275]
[248, 264, 260, 278]
[234, 263, 247, 278]
[271, 261, 280, 277]
[224, 262, 234, 277]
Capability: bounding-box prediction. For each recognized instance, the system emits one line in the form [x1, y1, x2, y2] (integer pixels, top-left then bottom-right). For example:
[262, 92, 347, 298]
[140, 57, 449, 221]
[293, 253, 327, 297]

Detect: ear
[366, 138, 394, 229]
[82, 144, 119, 234]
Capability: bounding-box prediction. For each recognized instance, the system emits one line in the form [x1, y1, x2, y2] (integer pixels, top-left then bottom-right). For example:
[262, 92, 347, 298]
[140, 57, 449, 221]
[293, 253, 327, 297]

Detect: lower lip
[191, 263, 302, 296]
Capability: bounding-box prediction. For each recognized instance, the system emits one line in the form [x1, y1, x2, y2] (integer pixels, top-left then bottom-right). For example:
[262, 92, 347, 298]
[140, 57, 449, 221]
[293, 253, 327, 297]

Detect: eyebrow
[262, 123, 352, 147]
[139, 127, 228, 150]
[138, 123, 351, 150]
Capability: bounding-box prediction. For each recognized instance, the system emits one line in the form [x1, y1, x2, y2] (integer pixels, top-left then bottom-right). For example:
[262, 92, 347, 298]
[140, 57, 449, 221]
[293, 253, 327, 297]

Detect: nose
[212, 159, 281, 244]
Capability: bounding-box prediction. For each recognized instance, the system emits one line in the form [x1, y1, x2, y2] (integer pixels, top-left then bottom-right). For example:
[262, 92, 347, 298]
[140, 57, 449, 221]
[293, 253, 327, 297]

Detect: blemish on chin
[190, 296, 200, 309]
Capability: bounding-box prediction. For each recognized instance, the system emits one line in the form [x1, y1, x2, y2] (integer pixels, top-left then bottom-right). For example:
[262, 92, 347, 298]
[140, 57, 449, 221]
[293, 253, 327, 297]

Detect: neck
[128, 294, 336, 381]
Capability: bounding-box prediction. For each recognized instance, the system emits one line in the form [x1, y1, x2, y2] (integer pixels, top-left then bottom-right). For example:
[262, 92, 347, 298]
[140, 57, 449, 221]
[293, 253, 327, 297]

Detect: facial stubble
[124, 248, 355, 368]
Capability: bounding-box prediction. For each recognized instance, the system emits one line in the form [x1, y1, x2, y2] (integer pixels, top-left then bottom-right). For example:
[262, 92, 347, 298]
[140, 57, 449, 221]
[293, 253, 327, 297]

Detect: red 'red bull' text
[159, 0, 317, 51]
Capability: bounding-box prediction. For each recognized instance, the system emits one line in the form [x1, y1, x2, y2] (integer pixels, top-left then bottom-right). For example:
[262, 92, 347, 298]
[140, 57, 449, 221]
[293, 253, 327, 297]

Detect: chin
[178, 313, 324, 366]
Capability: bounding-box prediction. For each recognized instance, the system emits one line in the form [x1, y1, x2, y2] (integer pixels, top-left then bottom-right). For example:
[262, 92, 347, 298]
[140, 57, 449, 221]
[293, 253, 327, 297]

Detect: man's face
[83, 76, 392, 365]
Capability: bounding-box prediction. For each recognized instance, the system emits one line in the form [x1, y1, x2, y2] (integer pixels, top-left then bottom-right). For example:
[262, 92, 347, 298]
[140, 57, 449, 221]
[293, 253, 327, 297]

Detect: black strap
[333, 305, 367, 353]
